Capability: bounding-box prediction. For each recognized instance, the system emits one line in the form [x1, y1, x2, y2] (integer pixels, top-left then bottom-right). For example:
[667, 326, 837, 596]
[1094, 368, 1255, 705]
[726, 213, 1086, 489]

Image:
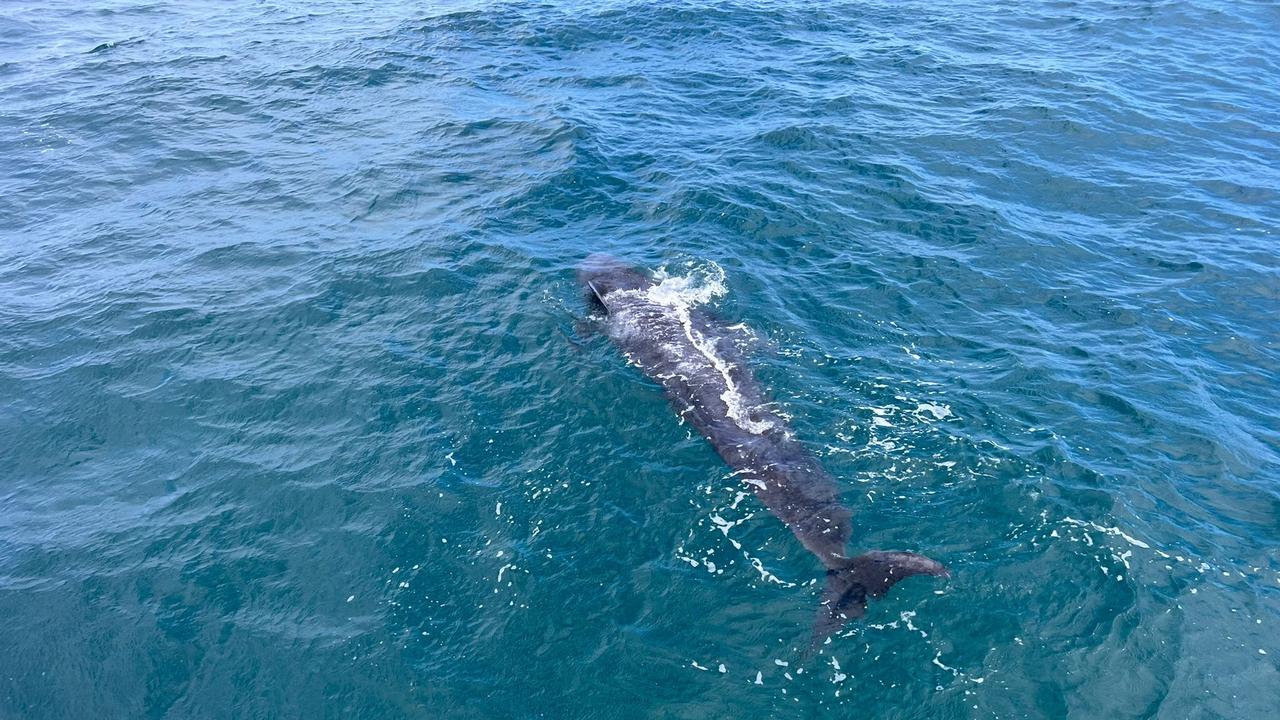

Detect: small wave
[646, 260, 728, 307]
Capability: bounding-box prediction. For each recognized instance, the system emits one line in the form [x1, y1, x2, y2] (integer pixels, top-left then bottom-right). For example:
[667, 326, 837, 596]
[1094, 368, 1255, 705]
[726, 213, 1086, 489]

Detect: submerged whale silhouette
[579, 256, 946, 646]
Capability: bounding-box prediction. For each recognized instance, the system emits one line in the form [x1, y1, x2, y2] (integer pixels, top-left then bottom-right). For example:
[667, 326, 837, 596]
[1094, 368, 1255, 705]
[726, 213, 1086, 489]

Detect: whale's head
[578, 254, 652, 308]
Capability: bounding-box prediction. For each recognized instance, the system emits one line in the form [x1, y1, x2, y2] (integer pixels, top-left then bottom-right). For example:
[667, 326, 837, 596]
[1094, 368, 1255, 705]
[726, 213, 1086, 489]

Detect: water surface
[2, 1, 1278, 718]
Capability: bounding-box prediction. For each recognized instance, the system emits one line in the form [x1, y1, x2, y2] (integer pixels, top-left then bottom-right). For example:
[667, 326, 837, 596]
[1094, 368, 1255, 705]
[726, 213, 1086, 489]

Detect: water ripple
[2, 1, 1277, 718]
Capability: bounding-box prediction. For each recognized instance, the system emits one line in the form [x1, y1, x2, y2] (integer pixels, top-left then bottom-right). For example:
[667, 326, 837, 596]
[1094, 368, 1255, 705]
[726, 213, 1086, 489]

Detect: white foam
[710, 513, 746, 537]
[1062, 516, 1151, 549]
[915, 402, 952, 420]
[626, 262, 775, 434]
[746, 553, 796, 587]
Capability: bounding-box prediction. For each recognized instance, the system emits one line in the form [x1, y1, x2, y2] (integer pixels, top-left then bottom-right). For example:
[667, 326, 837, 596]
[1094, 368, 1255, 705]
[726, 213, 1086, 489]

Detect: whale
[579, 256, 946, 646]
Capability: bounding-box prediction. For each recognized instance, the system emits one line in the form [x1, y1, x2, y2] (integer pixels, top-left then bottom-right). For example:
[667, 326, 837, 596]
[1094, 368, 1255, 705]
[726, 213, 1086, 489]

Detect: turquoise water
[2, 0, 1278, 716]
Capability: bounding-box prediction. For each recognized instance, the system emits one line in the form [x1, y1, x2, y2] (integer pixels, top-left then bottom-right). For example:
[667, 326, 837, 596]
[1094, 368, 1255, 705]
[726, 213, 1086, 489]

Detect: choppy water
[2, 1, 1278, 717]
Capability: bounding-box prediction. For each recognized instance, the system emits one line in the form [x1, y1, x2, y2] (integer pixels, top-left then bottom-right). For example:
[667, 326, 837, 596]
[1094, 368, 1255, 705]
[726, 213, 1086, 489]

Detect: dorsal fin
[586, 281, 608, 311]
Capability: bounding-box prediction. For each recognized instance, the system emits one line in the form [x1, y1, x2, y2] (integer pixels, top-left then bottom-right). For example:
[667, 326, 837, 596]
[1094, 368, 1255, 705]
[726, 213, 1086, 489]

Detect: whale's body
[580, 256, 945, 644]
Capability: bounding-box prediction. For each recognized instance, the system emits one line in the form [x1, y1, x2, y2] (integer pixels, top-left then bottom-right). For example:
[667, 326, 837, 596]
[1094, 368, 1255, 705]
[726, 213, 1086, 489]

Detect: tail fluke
[812, 551, 948, 647]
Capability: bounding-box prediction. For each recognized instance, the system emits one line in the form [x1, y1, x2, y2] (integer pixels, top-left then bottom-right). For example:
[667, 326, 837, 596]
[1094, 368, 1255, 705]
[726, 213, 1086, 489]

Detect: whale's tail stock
[812, 551, 948, 648]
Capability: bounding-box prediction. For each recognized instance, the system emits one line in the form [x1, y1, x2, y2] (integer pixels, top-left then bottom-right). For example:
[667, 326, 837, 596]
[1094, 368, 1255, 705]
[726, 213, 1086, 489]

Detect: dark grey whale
[579, 256, 946, 646]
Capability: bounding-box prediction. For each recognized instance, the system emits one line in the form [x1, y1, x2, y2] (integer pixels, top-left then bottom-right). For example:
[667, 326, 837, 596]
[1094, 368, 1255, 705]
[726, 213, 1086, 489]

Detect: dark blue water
[2, 1, 1278, 717]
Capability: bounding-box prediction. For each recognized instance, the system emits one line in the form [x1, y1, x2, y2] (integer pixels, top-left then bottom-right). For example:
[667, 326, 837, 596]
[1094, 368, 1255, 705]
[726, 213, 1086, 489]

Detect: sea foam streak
[627, 262, 774, 434]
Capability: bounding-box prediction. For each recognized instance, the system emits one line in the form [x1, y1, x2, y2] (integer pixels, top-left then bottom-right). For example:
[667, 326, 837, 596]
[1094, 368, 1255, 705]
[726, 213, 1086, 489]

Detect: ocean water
[2, 0, 1278, 717]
